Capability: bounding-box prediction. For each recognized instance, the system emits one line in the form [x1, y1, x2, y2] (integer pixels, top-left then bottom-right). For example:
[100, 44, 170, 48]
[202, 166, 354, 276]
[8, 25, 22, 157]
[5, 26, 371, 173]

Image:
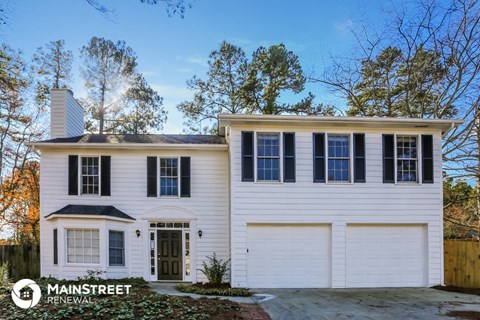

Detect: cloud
[176, 55, 208, 68]
[334, 19, 354, 33]
[151, 83, 192, 101]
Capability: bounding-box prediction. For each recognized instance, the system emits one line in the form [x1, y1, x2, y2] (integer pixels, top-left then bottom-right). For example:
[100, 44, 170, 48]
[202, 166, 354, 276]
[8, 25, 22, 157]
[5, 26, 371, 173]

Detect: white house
[28, 88, 462, 288]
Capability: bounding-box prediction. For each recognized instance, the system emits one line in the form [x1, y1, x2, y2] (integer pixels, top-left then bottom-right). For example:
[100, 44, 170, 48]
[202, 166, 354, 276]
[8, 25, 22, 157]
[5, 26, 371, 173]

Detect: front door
[157, 230, 183, 280]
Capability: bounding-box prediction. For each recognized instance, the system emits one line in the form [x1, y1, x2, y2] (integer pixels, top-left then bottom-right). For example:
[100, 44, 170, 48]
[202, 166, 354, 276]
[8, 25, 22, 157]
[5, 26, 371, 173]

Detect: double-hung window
[327, 135, 350, 182]
[109, 231, 125, 266]
[66, 229, 100, 264]
[257, 133, 280, 181]
[81, 157, 99, 194]
[396, 136, 418, 182]
[160, 158, 179, 196]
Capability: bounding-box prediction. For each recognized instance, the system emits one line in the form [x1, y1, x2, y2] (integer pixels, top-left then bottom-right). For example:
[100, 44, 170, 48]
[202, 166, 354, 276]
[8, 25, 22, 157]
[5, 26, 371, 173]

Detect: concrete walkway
[255, 287, 480, 320]
[149, 282, 262, 304]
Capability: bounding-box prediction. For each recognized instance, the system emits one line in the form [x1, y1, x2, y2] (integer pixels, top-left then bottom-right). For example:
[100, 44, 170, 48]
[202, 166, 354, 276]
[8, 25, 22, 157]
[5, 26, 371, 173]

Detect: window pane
[328, 135, 349, 158]
[67, 229, 99, 264]
[257, 133, 280, 181]
[397, 160, 417, 182]
[81, 157, 99, 195]
[160, 158, 179, 196]
[109, 231, 125, 266]
[328, 159, 350, 182]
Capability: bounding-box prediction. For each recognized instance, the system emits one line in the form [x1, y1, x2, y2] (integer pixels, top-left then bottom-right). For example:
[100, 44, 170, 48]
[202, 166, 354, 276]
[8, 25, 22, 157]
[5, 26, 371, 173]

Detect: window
[66, 229, 100, 264]
[397, 136, 417, 182]
[81, 157, 99, 195]
[109, 231, 125, 266]
[327, 135, 350, 182]
[160, 158, 179, 196]
[53, 229, 58, 265]
[257, 133, 280, 181]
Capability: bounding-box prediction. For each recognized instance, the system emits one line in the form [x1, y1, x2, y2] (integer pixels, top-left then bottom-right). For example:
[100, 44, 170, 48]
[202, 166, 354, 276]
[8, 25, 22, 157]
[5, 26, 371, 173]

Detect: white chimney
[50, 88, 84, 139]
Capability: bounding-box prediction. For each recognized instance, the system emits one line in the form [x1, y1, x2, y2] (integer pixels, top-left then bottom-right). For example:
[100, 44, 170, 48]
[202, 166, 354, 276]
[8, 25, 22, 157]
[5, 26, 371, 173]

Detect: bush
[200, 253, 229, 285]
[0, 262, 9, 287]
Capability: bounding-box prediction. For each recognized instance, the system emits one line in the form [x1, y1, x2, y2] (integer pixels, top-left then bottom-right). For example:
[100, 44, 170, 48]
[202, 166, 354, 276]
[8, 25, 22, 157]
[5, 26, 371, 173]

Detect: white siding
[50, 89, 83, 139]
[40, 148, 229, 281]
[229, 125, 443, 288]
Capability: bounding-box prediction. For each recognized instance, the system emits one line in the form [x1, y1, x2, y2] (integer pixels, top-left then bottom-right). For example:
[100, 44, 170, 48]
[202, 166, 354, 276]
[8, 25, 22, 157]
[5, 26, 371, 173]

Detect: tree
[80, 36, 138, 134]
[244, 44, 306, 114]
[110, 74, 167, 134]
[177, 41, 250, 133]
[178, 42, 336, 133]
[313, 0, 480, 231]
[2, 161, 40, 244]
[35, 40, 73, 90]
[443, 178, 478, 238]
[0, 45, 44, 239]
[87, 0, 193, 19]
[346, 46, 453, 118]
[81, 37, 167, 134]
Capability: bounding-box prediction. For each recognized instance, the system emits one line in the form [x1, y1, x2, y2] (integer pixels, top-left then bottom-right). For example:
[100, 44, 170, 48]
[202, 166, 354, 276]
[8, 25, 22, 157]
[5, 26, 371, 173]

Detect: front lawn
[0, 277, 246, 320]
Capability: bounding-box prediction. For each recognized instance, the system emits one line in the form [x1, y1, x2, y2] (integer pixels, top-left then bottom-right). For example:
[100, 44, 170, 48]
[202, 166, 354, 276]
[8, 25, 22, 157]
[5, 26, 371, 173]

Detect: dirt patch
[238, 303, 272, 320]
[446, 310, 480, 319]
[433, 285, 480, 296]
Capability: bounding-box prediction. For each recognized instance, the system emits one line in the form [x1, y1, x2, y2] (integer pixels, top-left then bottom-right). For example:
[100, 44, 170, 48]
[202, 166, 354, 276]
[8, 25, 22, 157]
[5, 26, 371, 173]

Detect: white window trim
[394, 134, 422, 185]
[78, 155, 101, 197]
[65, 228, 101, 266]
[254, 132, 283, 183]
[325, 133, 354, 184]
[157, 156, 181, 198]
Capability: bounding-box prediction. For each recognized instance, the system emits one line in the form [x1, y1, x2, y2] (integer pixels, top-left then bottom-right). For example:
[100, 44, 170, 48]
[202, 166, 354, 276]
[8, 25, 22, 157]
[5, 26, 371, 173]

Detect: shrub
[0, 262, 9, 287]
[200, 253, 230, 285]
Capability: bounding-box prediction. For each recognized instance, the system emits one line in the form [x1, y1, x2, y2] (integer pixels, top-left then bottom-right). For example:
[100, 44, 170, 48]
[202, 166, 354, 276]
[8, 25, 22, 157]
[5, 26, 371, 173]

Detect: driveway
[255, 288, 480, 320]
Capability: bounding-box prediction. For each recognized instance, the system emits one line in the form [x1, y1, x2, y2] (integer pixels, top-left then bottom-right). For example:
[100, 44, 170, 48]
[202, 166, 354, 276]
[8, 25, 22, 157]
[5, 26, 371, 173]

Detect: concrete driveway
[255, 288, 480, 320]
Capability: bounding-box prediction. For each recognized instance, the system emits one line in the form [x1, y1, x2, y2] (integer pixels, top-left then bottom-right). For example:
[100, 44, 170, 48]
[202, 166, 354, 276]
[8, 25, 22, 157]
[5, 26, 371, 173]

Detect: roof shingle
[45, 204, 135, 220]
[37, 134, 226, 145]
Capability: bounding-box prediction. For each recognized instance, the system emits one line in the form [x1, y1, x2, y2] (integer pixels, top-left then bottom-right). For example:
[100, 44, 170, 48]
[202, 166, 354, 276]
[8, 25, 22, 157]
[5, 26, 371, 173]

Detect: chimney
[50, 88, 84, 139]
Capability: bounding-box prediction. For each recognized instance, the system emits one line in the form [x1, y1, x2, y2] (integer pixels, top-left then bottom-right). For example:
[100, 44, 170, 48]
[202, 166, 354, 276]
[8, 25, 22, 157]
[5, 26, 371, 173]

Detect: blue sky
[3, 0, 387, 133]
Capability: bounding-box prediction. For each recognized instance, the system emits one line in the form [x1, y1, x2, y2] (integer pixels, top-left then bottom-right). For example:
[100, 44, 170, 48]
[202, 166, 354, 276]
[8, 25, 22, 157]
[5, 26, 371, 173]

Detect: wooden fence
[444, 240, 480, 288]
[0, 245, 40, 281]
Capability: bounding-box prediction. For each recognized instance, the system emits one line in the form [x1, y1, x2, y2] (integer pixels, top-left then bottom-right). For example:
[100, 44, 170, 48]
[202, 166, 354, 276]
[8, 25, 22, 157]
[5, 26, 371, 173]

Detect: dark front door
[157, 230, 183, 280]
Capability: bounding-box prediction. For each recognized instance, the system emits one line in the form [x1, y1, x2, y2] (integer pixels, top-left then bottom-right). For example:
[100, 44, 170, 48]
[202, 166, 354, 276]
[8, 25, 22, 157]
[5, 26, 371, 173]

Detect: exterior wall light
[198, 230, 203, 238]
[136, 230, 141, 238]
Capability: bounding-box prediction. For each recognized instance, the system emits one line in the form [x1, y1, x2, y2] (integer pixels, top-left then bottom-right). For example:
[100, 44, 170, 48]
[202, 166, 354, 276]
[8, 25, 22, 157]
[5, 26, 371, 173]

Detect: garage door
[346, 225, 427, 288]
[247, 224, 331, 288]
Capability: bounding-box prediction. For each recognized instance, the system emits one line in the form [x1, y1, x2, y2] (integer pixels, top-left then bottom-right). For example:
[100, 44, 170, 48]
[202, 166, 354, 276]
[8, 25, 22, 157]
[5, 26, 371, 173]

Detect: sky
[2, 0, 389, 133]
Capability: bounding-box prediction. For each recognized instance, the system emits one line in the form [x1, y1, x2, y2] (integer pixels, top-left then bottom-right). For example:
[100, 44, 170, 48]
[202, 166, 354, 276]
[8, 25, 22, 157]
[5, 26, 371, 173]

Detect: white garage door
[346, 225, 427, 288]
[247, 224, 331, 288]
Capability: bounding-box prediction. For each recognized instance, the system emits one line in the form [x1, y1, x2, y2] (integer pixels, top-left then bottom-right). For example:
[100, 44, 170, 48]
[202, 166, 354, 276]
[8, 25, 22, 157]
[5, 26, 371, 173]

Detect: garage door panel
[346, 225, 427, 288]
[247, 224, 331, 288]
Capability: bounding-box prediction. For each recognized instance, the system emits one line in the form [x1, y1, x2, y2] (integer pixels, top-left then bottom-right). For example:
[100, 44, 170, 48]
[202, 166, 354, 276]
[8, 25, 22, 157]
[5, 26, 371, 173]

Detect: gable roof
[45, 204, 135, 221]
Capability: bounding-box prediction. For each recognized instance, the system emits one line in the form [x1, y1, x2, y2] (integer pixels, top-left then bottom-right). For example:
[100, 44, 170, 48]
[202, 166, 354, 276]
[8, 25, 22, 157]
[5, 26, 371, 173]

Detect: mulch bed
[432, 285, 480, 296]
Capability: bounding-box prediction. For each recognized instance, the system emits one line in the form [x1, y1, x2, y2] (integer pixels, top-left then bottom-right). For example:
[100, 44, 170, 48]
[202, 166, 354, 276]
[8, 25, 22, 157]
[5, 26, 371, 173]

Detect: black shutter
[422, 135, 434, 183]
[68, 155, 78, 195]
[53, 228, 58, 265]
[354, 134, 366, 183]
[242, 131, 254, 182]
[147, 157, 157, 197]
[383, 134, 395, 183]
[101, 156, 111, 196]
[180, 157, 191, 197]
[313, 133, 325, 182]
[283, 133, 295, 182]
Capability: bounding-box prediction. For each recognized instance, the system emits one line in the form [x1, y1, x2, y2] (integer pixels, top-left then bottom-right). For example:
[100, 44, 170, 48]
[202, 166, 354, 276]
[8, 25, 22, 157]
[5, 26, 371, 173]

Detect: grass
[0, 277, 244, 320]
[176, 283, 251, 297]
